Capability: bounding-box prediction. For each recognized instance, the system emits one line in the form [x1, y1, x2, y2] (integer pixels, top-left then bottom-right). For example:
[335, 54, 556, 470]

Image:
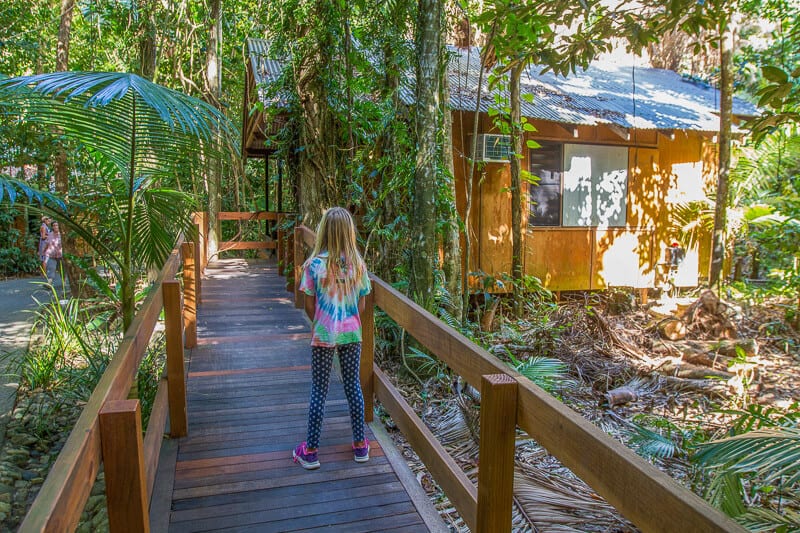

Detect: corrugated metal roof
[247, 39, 758, 132]
[247, 38, 287, 105]
[441, 47, 758, 131]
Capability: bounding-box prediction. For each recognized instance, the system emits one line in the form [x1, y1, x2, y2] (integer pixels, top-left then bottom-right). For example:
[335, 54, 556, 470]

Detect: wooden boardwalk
[152, 259, 445, 532]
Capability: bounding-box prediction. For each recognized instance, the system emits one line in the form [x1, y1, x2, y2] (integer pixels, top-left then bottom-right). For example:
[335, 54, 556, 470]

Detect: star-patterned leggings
[306, 342, 365, 449]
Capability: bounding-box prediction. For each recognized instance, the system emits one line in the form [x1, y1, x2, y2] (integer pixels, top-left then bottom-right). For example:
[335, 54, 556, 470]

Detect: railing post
[277, 214, 285, 276]
[293, 227, 303, 308]
[194, 233, 202, 301]
[192, 212, 208, 272]
[202, 211, 209, 271]
[360, 290, 375, 423]
[163, 280, 188, 437]
[476, 373, 517, 533]
[181, 242, 197, 349]
[99, 400, 150, 533]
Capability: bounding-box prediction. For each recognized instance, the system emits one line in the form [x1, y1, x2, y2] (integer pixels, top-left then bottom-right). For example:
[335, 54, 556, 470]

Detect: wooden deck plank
[170, 480, 406, 523]
[171, 473, 401, 511]
[160, 259, 441, 532]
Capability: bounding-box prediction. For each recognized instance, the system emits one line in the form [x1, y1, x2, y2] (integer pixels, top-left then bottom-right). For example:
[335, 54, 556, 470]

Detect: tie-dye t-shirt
[299, 252, 372, 347]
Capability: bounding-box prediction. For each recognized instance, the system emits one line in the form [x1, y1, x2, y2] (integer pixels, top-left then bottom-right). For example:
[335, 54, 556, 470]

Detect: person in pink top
[43, 221, 63, 282]
[293, 207, 372, 470]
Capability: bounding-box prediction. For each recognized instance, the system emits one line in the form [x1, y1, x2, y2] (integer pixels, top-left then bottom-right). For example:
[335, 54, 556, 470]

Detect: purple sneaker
[293, 442, 320, 470]
[353, 438, 370, 463]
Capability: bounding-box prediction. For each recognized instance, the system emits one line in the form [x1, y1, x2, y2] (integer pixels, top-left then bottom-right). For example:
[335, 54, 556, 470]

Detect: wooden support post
[181, 242, 197, 349]
[293, 227, 303, 308]
[99, 400, 150, 533]
[360, 290, 375, 423]
[163, 280, 187, 437]
[192, 212, 208, 272]
[194, 233, 202, 302]
[277, 214, 285, 276]
[203, 212, 209, 270]
[476, 374, 517, 533]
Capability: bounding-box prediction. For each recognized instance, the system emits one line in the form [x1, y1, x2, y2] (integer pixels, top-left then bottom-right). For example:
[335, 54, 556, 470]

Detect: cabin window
[529, 142, 628, 227]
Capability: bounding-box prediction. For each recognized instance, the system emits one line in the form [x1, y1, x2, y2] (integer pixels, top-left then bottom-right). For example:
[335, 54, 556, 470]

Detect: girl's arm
[357, 296, 365, 316]
[304, 293, 316, 321]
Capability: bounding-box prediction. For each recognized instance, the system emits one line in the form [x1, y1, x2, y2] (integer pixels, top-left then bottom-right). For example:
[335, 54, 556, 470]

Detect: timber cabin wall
[451, 111, 716, 292]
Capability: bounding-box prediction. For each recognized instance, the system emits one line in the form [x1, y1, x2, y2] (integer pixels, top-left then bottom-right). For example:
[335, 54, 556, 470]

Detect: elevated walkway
[152, 259, 446, 532]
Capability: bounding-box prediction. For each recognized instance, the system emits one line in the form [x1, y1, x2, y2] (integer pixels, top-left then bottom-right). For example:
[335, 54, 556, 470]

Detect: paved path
[0, 276, 65, 440]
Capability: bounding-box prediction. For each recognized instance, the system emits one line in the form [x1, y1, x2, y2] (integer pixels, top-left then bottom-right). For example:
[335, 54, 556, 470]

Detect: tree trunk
[409, 0, 442, 307]
[55, 0, 84, 298]
[294, 2, 339, 227]
[204, 0, 222, 259]
[440, 16, 462, 321]
[709, 13, 734, 287]
[462, 40, 493, 324]
[510, 63, 523, 315]
[138, 0, 157, 80]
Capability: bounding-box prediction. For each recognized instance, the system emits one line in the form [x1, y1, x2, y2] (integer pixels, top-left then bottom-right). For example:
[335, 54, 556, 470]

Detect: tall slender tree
[54, 0, 82, 296]
[709, 7, 735, 286]
[205, 0, 223, 258]
[410, 0, 444, 306]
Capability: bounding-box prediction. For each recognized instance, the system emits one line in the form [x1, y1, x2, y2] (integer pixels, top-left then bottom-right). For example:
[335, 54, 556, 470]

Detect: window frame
[528, 141, 630, 229]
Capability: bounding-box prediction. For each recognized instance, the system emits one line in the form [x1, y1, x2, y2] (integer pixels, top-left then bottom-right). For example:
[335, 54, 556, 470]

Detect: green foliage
[14, 284, 114, 394]
[505, 352, 574, 393]
[624, 413, 703, 460]
[137, 335, 167, 428]
[0, 71, 238, 328]
[692, 403, 800, 528]
[404, 346, 449, 382]
[742, 5, 800, 141]
[0, 207, 39, 276]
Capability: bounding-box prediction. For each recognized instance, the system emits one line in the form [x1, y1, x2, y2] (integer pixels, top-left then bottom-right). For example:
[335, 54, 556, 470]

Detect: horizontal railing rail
[19, 222, 206, 532]
[217, 210, 293, 253]
[292, 224, 743, 533]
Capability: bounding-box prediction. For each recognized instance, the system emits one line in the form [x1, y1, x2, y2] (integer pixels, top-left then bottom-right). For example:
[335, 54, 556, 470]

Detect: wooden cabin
[243, 40, 758, 292]
[443, 48, 757, 292]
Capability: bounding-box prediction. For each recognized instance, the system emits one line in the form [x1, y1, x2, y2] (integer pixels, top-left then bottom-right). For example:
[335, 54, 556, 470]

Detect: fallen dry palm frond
[426, 396, 481, 458]
[512, 462, 635, 532]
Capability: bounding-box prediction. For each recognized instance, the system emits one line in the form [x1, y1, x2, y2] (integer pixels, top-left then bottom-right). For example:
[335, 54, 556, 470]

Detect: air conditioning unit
[471, 134, 512, 163]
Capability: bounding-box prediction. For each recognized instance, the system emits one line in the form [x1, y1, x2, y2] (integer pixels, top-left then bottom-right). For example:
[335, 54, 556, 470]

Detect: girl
[293, 207, 372, 470]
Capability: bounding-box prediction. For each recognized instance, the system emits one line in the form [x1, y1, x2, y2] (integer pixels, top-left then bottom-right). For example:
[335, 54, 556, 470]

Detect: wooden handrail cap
[100, 399, 139, 415]
[482, 373, 516, 386]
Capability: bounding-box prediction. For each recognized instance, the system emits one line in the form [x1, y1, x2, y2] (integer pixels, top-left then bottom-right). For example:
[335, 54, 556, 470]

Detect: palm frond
[703, 471, 747, 517]
[513, 463, 629, 531]
[509, 355, 575, 392]
[132, 188, 195, 269]
[694, 427, 800, 486]
[735, 507, 800, 532]
[0, 72, 239, 181]
[671, 200, 714, 249]
[0, 174, 64, 208]
[627, 422, 682, 459]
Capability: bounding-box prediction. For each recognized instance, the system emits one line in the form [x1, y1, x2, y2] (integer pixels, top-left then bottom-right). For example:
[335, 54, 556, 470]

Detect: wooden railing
[18, 225, 206, 532]
[217, 210, 291, 253]
[293, 225, 745, 533]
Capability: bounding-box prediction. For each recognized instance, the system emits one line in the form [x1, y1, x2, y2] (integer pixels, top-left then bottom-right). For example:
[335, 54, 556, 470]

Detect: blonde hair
[310, 207, 366, 293]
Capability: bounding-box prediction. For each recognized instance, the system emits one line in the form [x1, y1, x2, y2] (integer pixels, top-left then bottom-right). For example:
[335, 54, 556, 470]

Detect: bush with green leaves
[0, 207, 39, 276]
